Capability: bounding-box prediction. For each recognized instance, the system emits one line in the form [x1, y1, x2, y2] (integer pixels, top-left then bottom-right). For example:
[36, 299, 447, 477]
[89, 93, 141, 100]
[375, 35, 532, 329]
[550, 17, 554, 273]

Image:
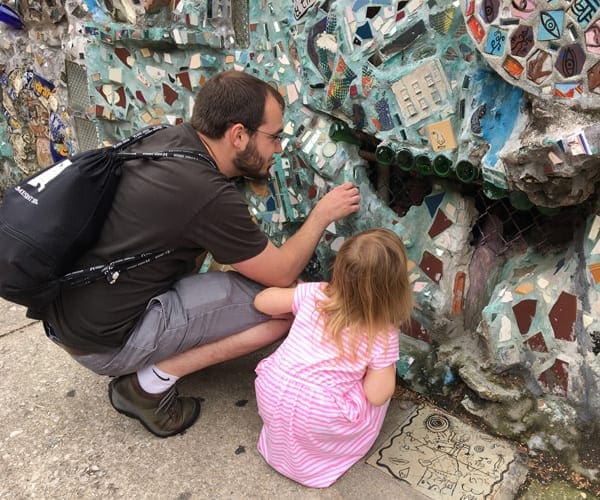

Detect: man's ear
[228, 122, 249, 150]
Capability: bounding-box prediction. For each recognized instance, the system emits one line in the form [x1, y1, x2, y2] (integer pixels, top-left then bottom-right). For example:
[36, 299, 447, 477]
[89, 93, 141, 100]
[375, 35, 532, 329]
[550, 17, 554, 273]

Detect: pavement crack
[0, 320, 40, 338]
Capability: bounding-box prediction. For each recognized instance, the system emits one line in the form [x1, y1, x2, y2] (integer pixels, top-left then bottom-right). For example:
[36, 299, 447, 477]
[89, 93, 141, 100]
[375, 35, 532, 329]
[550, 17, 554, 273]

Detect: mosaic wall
[1, 0, 599, 478]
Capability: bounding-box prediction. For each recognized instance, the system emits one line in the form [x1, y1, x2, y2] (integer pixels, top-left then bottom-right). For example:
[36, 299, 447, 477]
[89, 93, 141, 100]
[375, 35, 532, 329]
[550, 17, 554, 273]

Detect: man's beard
[233, 139, 271, 180]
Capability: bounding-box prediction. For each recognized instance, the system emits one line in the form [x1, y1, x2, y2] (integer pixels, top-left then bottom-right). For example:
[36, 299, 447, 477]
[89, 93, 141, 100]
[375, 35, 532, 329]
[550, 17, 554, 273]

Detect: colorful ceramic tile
[513, 299, 537, 334]
[589, 61, 600, 93]
[294, 0, 317, 20]
[465, 0, 475, 16]
[162, 83, 178, 105]
[525, 332, 548, 352]
[538, 11, 564, 41]
[426, 119, 457, 151]
[549, 292, 577, 341]
[564, 131, 591, 155]
[467, 16, 485, 43]
[511, 0, 535, 19]
[428, 209, 453, 238]
[585, 20, 600, 54]
[480, 0, 500, 23]
[568, 0, 600, 28]
[554, 82, 583, 98]
[326, 54, 356, 110]
[515, 282, 533, 294]
[419, 251, 444, 283]
[403, 317, 431, 342]
[451, 271, 466, 315]
[380, 20, 428, 56]
[510, 25, 534, 57]
[355, 21, 373, 40]
[375, 98, 394, 131]
[424, 192, 445, 217]
[526, 49, 553, 84]
[390, 60, 452, 126]
[499, 315, 512, 341]
[503, 56, 524, 78]
[589, 263, 600, 284]
[555, 44, 586, 77]
[538, 359, 569, 396]
[485, 27, 508, 56]
[176, 71, 192, 91]
[430, 8, 456, 35]
[114, 47, 134, 68]
[589, 215, 600, 240]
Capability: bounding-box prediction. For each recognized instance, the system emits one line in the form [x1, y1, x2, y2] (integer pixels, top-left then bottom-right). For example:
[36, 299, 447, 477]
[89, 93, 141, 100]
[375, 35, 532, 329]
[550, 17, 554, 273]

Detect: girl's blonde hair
[317, 228, 413, 358]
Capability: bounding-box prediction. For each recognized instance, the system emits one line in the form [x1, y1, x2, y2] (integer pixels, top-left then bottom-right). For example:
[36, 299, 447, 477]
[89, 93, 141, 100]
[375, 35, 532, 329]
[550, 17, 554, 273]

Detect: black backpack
[0, 125, 216, 318]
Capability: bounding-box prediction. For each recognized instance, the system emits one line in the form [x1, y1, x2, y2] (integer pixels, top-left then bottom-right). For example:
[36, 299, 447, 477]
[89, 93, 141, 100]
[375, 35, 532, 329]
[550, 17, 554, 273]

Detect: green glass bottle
[375, 142, 396, 166]
[432, 155, 452, 177]
[509, 190, 534, 211]
[455, 160, 480, 183]
[536, 205, 561, 216]
[415, 155, 433, 175]
[482, 182, 508, 200]
[328, 122, 361, 146]
[395, 148, 414, 171]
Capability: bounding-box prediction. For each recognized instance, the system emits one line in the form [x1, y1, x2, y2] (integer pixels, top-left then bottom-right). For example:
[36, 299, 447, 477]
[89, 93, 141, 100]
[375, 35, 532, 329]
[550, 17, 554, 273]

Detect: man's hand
[232, 183, 360, 287]
[311, 181, 361, 225]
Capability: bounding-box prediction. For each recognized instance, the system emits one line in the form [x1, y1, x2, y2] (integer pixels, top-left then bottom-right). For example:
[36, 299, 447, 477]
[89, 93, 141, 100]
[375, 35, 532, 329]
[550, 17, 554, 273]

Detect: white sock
[137, 364, 179, 394]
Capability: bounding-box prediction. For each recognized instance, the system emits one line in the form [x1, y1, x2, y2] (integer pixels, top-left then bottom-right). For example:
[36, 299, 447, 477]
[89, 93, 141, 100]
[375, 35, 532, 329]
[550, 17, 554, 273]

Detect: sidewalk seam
[0, 320, 39, 338]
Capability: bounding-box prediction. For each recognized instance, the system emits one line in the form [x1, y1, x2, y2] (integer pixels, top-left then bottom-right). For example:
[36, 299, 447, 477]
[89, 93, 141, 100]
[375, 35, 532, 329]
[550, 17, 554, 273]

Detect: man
[43, 70, 361, 438]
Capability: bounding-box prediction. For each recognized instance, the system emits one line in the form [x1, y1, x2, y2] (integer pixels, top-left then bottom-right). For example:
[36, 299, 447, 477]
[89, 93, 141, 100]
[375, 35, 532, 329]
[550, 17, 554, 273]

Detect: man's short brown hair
[191, 70, 285, 139]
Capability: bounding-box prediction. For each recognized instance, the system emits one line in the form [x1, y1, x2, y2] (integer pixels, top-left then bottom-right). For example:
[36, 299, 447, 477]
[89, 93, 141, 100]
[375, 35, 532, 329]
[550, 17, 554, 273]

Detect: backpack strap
[60, 249, 175, 288]
[116, 150, 218, 170]
[112, 125, 169, 151]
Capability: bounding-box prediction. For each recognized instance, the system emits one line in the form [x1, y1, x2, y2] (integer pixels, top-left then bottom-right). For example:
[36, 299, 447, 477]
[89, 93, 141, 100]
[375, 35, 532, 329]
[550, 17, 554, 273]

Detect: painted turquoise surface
[480, 247, 581, 378]
[475, 68, 525, 172]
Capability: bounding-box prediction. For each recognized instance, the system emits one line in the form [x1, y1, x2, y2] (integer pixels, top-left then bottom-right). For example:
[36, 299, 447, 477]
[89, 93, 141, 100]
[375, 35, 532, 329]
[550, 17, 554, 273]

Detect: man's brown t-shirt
[45, 124, 268, 352]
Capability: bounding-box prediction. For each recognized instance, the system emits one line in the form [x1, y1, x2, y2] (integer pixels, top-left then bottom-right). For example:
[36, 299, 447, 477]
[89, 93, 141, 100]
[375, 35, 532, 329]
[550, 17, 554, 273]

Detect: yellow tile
[515, 282, 533, 295]
[590, 263, 600, 284]
[427, 119, 457, 152]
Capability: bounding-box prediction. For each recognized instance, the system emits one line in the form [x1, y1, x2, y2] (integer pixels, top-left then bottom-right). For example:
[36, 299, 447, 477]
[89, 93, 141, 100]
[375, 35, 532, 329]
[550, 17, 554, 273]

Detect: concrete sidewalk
[0, 301, 427, 498]
[0, 299, 529, 499]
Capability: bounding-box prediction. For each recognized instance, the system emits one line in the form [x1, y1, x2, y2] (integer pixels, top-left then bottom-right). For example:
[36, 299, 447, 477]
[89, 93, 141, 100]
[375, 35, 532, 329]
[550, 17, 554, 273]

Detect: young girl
[253, 228, 413, 488]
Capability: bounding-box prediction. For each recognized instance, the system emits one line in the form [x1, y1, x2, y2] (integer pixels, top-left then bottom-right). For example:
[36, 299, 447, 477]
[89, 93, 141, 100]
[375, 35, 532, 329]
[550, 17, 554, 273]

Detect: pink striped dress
[255, 282, 399, 488]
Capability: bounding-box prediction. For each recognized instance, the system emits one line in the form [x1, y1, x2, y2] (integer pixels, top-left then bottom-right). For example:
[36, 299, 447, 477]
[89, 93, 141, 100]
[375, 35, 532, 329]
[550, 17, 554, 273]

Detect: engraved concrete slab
[367, 404, 529, 500]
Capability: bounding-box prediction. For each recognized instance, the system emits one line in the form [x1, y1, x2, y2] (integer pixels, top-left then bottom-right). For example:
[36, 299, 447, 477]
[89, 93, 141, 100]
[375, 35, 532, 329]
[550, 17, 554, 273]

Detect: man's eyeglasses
[246, 127, 283, 143]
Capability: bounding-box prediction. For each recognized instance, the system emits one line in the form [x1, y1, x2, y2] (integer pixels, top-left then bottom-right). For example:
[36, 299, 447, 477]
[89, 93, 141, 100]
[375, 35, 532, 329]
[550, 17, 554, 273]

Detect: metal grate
[472, 189, 587, 255]
[369, 163, 584, 256]
[65, 60, 90, 112]
[73, 116, 100, 152]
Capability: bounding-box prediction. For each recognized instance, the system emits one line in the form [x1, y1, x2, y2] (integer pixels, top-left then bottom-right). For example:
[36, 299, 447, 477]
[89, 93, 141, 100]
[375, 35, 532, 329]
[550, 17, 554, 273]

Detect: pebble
[9, 429, 23, 438]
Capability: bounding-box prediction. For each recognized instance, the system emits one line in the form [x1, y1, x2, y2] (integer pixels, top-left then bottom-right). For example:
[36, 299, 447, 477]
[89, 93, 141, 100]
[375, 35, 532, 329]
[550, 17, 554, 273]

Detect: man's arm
[232, 181, 360, 287]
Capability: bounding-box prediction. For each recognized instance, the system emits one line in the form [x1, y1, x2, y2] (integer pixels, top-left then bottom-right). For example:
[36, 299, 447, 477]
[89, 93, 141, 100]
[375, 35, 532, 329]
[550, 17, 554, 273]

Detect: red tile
[549, 292, 577, 341]
[428, 209, 453, 239]
[525, 331, 548, 352]
[162, 83, 179, 105]
[538, 359, 569, 396]
[513, 299, 537, 334]
[403, 317, 430, 343]
[419, 251, 444, 284]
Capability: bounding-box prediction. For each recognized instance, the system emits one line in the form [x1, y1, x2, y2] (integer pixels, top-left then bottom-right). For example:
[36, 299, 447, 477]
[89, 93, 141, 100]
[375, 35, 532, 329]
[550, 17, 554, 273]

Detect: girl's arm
[363, 364, 396, 407]
[254, 287, 296, 316]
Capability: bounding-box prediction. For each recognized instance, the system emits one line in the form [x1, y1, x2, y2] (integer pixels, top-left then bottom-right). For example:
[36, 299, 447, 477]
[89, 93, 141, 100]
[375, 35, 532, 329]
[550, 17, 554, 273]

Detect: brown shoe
[108, 373, 201, 438]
